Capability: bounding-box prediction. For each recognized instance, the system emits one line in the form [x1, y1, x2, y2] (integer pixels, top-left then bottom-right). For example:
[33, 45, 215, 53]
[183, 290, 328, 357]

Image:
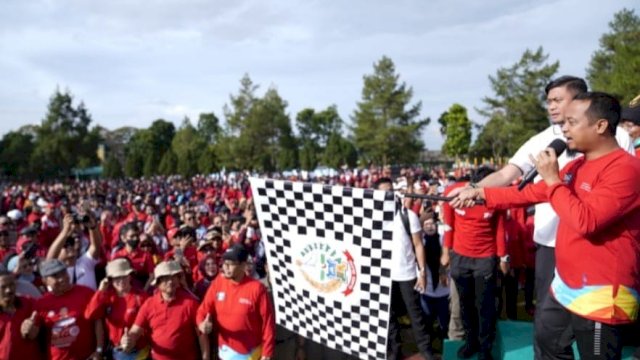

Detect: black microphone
[518, 139, 567, 191]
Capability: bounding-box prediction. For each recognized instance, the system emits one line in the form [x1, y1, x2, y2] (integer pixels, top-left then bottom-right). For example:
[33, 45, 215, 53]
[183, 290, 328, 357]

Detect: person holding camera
[46, 213, 103, 290]
[85, 258, 150, 360]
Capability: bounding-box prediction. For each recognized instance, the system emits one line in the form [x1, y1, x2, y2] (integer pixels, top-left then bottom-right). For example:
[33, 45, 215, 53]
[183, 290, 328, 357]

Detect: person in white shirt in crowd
[46, 212, 103, 290]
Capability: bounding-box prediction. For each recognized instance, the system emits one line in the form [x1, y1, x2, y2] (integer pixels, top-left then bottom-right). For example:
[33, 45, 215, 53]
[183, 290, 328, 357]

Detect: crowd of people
[0, 74, 639, 360]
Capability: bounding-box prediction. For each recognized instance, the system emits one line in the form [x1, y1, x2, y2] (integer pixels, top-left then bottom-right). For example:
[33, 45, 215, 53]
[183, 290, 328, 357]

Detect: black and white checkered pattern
[250, 178, 396, 360]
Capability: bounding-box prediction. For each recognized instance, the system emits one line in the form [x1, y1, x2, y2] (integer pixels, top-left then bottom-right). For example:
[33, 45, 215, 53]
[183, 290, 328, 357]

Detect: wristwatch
[500, 255, 510, 263]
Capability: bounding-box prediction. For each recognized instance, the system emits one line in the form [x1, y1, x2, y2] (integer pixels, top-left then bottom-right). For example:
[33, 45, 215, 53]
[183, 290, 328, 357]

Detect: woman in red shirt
[85, 258, 150, 360]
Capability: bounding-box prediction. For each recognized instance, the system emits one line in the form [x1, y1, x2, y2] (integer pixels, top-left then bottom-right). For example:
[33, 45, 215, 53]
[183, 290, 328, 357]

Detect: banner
[250, 178, 396, 360]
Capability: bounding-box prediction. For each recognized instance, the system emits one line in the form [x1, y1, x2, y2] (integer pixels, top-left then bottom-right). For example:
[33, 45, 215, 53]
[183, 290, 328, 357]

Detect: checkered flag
[250, 178, 396, 360]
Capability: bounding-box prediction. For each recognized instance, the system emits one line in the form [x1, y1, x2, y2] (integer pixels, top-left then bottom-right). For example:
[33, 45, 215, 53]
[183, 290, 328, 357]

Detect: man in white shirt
[46, 213, 102, 290]
[374, 178, 436, 360]
[452, 76, 634, 359]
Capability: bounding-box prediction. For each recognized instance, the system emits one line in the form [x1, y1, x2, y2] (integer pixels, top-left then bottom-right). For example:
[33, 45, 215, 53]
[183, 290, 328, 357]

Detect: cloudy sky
[0, 0, 637, 150]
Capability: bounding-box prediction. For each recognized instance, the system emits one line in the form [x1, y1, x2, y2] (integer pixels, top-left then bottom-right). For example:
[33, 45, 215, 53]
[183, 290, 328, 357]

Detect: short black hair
[373, 177, 393, 190]
[471, 166, 495, 183]
[545, 76, 588, 96]
[572, 91, 621, 136]
[120, 222, 140, 238]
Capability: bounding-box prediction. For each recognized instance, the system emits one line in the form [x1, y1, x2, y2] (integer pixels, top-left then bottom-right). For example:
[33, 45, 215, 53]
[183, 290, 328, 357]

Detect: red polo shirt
[84, 288, 149, 350]
[443, 182, 506, 258]
[112, 247, 155, 276]
[35, 285, 96, 360]
[134, 288, 200, 360]
[0, 296, 43, 359]
[196, 275, 275, 357]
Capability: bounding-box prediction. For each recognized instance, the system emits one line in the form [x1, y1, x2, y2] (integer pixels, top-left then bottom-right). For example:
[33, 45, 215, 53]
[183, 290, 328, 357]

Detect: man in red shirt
[112, 222, 155, 288]
[441, 167, 509, 360]
[24, 259, 104, 360]
[197, 244, 275, 360]
[461, 92, 640, 359]
[0, 270, 42, 359]
[120, 261, 209, 360]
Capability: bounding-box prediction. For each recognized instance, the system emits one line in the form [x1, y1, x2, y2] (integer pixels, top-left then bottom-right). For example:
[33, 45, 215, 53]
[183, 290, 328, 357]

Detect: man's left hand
[529, 147, 561, 186]
[414, 275, 426, 293]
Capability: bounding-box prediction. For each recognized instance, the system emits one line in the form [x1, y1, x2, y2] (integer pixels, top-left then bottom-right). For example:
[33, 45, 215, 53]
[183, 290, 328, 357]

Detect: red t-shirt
[36, 285, 96, 360]
[196, 275, 275, 357]
[0, 296, 43, 359]
[134, 288, 200, 360]
[84, 288, 149, 349]
[113, 248, 155, 276]
[443, 182, 506, 257]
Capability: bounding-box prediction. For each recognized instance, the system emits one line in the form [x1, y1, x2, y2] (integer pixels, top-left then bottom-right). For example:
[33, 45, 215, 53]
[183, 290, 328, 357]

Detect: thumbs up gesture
[20, 311, 39, 339]
[119, 327, 134, 353]
[198, 313, 213, 335]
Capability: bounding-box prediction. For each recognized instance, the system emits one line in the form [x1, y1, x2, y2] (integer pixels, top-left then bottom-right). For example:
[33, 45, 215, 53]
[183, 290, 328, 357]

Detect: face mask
[126, 239, 140, 249]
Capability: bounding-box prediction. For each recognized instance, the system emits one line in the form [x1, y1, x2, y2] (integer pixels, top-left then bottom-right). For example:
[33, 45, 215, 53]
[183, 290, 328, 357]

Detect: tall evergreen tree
[352, 56, 429, 165]
[439, 104, 472, 157]
[586, 8, 640, 104]
[472, 47, 559, 157]
[30, 89, 101, 178]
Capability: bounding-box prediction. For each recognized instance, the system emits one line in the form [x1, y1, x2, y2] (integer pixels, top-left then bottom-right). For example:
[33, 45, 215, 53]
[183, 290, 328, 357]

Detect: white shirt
[67, 251, 99, 290]
[391, 208, 422, 281]
[509, 125, 634, 247]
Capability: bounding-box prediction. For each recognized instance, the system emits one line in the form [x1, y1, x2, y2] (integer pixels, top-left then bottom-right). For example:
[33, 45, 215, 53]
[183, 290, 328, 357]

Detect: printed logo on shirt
[216, 291, 226, 301]
[579, 182, 592, 192]
[454, 209, 466, 216]
[47, 307, 81, 348]
[483, 211, 493, 220]
[295, 242, 358, 297]
[238, 297, 252, 306]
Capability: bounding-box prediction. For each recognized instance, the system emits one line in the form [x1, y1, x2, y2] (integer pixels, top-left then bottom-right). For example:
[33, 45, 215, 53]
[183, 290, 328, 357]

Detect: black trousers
[534, 244, 570, 359]
[450, 252, 498, 354]
[504, 267, 535, 320]
[387, 279, 432, 359]
[536, 295, 623, 360]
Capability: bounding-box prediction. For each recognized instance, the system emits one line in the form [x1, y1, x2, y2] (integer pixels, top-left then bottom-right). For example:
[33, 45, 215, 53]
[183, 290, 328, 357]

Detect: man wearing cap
[0, 269, 43, 359]
[197, 244, 275, 360]
[620, 96, 640, 157]
[85, 258, 150, 360]
[47, 213, 103, 290]
[17, 225, 47, 258]
[26, 258, 104, 360]
[120, 261, 209, 360]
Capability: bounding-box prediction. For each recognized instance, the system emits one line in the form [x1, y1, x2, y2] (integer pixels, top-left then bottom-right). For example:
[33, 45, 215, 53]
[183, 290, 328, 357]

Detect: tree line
[0, 8, 638, 179]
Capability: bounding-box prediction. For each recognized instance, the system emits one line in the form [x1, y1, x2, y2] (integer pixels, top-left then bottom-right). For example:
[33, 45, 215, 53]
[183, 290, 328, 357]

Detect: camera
[175, 226, 196, 240]
[73, 213, 90, 224]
